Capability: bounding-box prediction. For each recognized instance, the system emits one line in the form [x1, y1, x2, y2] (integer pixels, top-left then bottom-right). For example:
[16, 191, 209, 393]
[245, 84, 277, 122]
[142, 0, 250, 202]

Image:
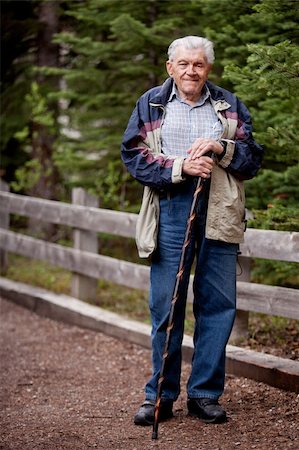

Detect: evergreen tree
[1, 0, 61, 204]
[1, 0, 37, 183]
[223, 0, 299, 164]
[44, 0, 208, 209]
[30, 0, 61, 202]
[221, 0, 299, 231]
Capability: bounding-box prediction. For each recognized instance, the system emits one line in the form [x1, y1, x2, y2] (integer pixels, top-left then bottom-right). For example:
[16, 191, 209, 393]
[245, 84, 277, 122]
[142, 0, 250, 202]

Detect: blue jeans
[145, 179, 238, 401]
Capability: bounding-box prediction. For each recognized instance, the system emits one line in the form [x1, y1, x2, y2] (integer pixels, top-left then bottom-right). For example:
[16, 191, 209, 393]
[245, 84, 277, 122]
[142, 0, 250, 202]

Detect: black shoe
[187, 398, 227, 423]
[134, 399, 174, 426]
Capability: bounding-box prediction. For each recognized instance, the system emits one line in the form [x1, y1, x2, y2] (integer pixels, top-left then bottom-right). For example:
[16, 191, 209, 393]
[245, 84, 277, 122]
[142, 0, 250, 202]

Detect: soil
[0, 297, 298, 450]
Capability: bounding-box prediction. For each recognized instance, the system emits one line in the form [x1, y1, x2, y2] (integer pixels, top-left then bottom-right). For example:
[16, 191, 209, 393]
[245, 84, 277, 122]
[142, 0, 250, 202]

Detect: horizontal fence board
[0, 191, 137, 238]
[1, 191, 298, 262]
[1, 229, 298, 320]
[240, 228, 299, 263]
[0, 229, 149, 291]
[236, 281, 299, 320]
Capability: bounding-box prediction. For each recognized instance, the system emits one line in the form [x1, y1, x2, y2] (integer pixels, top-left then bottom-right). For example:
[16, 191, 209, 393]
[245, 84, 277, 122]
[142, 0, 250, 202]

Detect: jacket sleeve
[121, 97, 185, 190]
[218, 98, 264, 180]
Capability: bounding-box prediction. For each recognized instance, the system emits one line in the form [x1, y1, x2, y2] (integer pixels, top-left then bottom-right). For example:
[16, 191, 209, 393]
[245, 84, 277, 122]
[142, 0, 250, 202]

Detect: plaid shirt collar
[169, 82, 211, 106]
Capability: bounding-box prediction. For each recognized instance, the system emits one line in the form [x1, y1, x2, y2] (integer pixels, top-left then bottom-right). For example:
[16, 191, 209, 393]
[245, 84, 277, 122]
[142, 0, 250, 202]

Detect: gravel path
[0, 297, 298, 450]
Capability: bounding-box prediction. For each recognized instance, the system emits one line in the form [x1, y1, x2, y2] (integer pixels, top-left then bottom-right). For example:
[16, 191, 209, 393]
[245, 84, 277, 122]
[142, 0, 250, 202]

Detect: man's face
[166, 46, 212, 103]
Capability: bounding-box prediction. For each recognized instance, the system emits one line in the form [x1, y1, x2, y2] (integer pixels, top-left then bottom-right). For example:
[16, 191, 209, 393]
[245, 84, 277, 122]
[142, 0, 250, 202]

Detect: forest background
[1, 0, 299, 289]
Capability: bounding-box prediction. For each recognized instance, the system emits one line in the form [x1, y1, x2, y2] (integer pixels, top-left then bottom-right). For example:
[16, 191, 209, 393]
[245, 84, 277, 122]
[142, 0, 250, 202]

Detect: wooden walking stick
[152, 175, 205, 440]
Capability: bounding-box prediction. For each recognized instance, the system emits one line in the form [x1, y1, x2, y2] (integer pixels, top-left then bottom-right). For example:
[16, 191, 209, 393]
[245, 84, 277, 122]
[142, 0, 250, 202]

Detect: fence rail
[0, 190, 136, 238]
[0, 183, 298, 341]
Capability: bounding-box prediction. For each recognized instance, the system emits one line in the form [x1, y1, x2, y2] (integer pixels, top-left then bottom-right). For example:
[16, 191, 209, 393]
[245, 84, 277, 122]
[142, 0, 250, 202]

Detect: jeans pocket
[207, 241, 239, 274]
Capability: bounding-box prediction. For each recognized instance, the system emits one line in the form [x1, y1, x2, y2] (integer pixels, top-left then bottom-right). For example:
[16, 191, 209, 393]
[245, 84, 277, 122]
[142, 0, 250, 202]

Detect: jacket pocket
[221, 177, 245, 240]
[135, 186, 160, 258]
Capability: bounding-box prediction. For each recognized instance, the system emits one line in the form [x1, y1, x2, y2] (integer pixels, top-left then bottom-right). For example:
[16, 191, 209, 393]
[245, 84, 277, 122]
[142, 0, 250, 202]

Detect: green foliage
[10, 159, 42, 193]
[39, 0, 209, 206]
[18, 81, 56, 131]
[200, 0, 262, 84]
[251, 259, 299, 288]
[1, 1, 36, 142]
[94, 160, 129, 210]
[217, 0, 299, 233]
[10, 82, 57, 192]
[224, 40, 299, 163]
[245, 165, 299, 209]
[222, 0, 299, 164]
[248, 205, 299, 232]
[245, 165, 299, 231]
[1, 0, 38, 182]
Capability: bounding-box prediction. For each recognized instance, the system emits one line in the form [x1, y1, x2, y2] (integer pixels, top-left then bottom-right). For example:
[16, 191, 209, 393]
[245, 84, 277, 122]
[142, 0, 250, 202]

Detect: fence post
[229, 256, 251, 343]
[71, 188, 98, 302]
[0, 179, 9, 275]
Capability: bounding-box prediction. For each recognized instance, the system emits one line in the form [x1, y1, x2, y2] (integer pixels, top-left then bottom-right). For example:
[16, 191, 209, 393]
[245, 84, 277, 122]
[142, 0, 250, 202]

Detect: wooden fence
[0, 180, 298, 341]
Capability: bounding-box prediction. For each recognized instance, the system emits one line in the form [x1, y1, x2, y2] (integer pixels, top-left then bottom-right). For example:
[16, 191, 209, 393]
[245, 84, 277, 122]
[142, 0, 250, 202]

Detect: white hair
[168, 36, 215, 64]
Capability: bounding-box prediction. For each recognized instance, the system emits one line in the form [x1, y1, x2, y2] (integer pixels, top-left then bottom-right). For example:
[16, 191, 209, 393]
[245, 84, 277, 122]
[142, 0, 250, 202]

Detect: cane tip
[152, 431, 158, 440]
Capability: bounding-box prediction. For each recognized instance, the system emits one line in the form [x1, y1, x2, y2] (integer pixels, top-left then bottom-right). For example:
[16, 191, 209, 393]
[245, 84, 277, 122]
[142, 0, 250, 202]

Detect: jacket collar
[149, 77, 229, 108]
[149, 78, 173, 106]
[206, 80, 226, 101]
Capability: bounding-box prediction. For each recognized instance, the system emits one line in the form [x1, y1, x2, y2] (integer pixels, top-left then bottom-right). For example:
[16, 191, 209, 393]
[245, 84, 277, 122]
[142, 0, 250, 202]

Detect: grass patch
[251, 259, 299, 288]
[7, 254, 71, 294]
[6, 254, 151, 323]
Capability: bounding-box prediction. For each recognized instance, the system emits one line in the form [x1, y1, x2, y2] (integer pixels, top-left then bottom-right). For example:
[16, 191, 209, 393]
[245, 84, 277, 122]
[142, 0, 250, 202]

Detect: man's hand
[182, 155, 214, 178]
[187, 138, 223, 160]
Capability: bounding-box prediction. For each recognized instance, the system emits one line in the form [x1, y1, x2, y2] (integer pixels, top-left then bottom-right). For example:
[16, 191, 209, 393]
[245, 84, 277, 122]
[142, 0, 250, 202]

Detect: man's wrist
[182, 158, 189, 174]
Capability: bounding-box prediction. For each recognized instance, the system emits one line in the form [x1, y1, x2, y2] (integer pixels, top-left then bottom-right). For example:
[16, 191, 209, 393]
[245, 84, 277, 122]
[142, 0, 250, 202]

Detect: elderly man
[121, 36, 263, 426]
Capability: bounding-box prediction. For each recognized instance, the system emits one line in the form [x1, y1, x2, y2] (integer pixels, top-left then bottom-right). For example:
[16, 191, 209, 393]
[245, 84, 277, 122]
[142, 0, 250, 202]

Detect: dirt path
[0, 297, 298, 450]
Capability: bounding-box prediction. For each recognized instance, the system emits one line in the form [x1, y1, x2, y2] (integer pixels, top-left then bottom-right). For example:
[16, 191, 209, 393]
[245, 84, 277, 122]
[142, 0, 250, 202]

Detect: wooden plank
[1, 229, 298, 320]
[0, 191, 137, 238]
[240, 228, 299, 262]
[236, 280, 299, 319]
[1, 191, 299, 262]
[71, 188, 98, 302]
[225, 344, 299, 393]
[0, 181, 9, 275]
[0, 229, 149, 292]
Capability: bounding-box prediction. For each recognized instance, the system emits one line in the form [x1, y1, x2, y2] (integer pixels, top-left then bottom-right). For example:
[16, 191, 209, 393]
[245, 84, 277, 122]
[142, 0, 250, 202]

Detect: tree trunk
[147, 1, 159, 88]
[29, 1, 60, 239]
